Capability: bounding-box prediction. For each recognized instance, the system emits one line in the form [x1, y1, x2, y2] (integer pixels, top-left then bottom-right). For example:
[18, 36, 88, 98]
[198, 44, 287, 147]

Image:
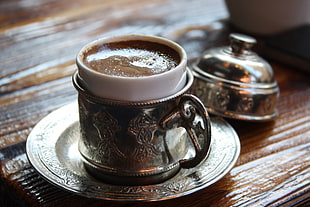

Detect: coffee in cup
[74, 35, 211, 185]
[82, 40, 180, 77]
[76, 35, 187, 101]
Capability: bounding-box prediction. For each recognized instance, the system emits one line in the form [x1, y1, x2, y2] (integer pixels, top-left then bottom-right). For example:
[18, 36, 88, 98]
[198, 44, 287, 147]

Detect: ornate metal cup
[73, 69, 211, 185]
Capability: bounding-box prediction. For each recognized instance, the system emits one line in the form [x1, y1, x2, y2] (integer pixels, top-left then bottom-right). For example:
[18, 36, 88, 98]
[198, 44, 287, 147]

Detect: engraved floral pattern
[237, 96, 254, 112]
[262, 96, 274, 114]
[93, 110, 124, 160]
[215, 88, 230, 110]
[193, 79, 231, 111]
[128, 112, 160, 162]
[195, 79, 209, 101]
[28, 103, 240, 201]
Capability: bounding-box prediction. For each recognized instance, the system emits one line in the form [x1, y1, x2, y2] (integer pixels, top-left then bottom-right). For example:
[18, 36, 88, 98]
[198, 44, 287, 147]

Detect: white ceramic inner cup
[76, 34, 187, 101]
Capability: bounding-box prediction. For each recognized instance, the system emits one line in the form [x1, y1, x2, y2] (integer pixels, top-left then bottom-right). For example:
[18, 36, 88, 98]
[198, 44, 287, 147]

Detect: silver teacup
[73, 69, 211, 185]
[73, 35, 212, 185]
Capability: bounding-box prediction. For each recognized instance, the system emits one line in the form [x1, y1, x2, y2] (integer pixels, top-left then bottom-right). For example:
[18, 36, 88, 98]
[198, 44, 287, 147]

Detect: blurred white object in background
[225, 0, 310, 35]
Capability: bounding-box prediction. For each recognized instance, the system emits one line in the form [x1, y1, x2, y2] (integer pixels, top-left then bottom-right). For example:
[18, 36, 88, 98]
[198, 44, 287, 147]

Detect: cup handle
[161, 94, 212, 168]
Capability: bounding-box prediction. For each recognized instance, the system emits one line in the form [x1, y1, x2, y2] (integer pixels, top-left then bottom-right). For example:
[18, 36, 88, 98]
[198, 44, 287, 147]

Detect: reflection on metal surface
[26, 102, 240, 201]
[73, 70, 212, 185]
[191, 33, 280, 121]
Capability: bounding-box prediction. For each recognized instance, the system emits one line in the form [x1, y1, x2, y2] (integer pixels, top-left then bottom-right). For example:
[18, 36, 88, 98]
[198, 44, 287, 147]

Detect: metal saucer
[26, 102, 240, 201]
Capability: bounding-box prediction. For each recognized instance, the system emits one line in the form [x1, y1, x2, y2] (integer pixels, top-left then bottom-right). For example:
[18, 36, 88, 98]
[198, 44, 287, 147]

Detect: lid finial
[229, 33, 257, 54]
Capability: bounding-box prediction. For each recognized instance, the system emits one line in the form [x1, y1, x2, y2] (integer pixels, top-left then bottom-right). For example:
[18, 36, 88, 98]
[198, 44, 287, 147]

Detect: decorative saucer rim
[26, 102, 240, 201]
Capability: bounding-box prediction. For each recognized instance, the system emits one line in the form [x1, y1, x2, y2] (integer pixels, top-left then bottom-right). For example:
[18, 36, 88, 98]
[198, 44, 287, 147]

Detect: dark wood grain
[1, 0, 309, 206]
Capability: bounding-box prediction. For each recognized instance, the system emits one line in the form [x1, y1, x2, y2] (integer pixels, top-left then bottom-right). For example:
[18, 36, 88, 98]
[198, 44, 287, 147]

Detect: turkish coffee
[82, 40, 180, 77]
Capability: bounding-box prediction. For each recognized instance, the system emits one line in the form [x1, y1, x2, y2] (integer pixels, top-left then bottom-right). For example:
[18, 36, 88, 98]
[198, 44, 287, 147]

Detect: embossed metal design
[161, 94, 211, 168]
[237, 96, 254, 112]
[216, 88, 230, 109]
[191, 33, 280, 121]
[128, 112, 160, 162]
[92, 110, 124, 161]
[73, 69, 212, 185]
[26, 102, 240, 201]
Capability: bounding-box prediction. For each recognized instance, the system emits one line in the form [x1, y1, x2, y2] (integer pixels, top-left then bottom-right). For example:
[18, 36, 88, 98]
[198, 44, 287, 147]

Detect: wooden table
[0, 0, 309, 206]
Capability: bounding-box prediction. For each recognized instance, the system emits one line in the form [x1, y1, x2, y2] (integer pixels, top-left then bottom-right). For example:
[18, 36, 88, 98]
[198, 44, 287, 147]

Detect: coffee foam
[83, 40, 180, 77]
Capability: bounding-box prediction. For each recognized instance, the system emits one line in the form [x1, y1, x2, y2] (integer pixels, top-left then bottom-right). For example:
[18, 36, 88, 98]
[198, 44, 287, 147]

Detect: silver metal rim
[26, 102, 240, 201]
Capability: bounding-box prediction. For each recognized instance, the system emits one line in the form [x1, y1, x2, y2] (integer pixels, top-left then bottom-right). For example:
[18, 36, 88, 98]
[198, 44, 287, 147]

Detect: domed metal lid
[193, 33, 277, 87]
[191, 33, 280, 121]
